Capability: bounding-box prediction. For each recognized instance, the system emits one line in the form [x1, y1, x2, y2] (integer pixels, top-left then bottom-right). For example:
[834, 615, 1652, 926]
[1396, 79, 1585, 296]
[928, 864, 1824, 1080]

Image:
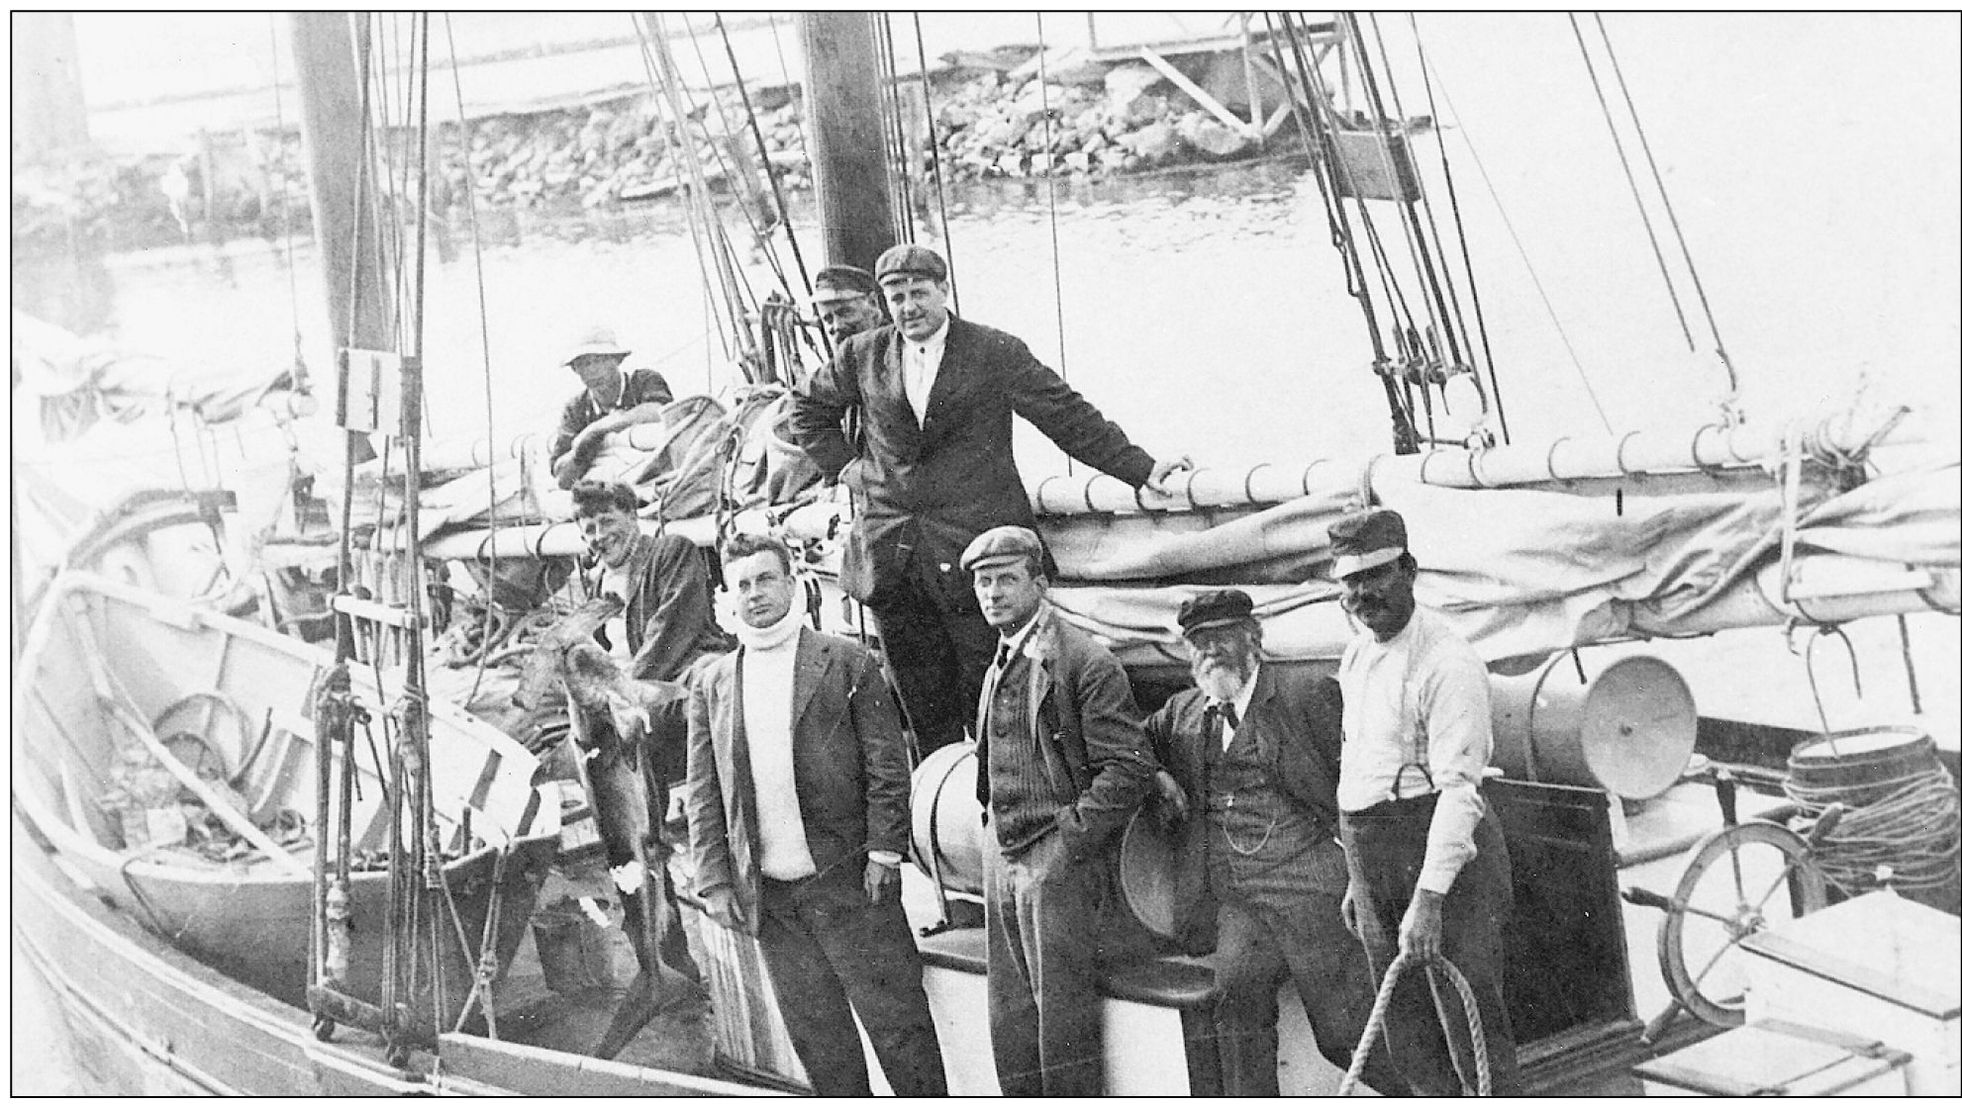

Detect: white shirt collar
[997, 605, 1044, 663]
[908, 317, 951, 353]
[1209, 660, 1261, 722]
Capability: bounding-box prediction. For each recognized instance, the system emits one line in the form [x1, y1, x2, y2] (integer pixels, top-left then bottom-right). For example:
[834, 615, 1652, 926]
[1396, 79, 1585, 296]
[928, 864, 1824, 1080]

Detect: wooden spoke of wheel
[1657, 820, 1830, 1028]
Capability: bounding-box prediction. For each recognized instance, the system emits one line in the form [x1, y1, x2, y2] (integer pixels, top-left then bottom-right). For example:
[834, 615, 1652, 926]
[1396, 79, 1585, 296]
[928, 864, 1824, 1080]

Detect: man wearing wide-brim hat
[1328, 508, 1519, 1095]
[549, 325, 675, 489]
[1143, 588, 1406, 1095]
[785, 242, 1193, 758]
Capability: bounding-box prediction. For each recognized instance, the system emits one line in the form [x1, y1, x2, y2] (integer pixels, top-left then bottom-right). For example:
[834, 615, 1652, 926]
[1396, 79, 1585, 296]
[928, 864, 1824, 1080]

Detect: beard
[1193, 655, 1255, 702]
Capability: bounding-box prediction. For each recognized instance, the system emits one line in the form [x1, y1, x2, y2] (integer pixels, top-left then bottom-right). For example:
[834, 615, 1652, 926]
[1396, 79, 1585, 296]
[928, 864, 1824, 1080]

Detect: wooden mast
[797, 13, 898, 270]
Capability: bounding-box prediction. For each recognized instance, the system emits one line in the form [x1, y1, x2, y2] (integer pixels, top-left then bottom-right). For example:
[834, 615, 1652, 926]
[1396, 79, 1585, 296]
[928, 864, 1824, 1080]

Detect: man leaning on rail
[1145, 588, 1407, 1096]
[1331, 507, 1520, 1095]
[786, 243, 1191, 758]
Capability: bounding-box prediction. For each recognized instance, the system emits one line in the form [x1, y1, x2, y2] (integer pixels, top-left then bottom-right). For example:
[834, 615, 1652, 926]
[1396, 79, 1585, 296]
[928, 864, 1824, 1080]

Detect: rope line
[1340, 949, 1491, 1095]
[1569, 14, 1696, 351]
[1034, 15, 1072, 394]
[1786, 766, 1961, 895]
[716, 12, 813, 297]
[913, 15, 960, 305]
[1410, 15, 1510, 443]
[1594, 14, 1739, 396]
[1425, 75, 1614, 434]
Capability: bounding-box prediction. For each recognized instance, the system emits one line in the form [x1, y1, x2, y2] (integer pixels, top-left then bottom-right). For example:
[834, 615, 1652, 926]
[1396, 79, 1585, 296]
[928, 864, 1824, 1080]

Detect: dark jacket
[1145, 662, 1345, 950]
[608, 531, 735, 684]
[686, 628, 913, 935]
[974, 608, 1156, 861]
[786, 315, 1156, 603]
[550, 367, 674, 464]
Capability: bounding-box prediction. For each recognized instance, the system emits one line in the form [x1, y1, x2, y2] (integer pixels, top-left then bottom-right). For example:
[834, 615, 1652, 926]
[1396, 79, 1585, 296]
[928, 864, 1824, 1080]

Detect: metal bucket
[909, 742, 985, 896]
[1490, 653, 1697, 800]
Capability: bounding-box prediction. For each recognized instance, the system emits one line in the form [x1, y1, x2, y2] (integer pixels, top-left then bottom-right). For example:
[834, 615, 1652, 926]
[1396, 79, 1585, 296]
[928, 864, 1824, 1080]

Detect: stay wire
[913, 15, 961, 310]
[266, 16, 307, 392]
[1427, 70, 1614, 433]
[1595, 13, 1739, 397]
[716, 12, 812, 297]
[1368, 13, 1478, 388]
[679, 12, 793, 301]
[1569, 14, 1696, 352]
[1353, 13, 1459, 375]
[1410, 14, 1511, 443]
[1269, 12, 1417, 453]
[1035, 14, 1071, 389]
[443, 15, 501, 709]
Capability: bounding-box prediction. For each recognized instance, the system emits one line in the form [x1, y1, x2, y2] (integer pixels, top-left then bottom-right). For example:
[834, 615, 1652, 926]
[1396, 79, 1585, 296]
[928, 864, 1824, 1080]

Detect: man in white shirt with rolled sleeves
[1330, 507, 1519, 1096]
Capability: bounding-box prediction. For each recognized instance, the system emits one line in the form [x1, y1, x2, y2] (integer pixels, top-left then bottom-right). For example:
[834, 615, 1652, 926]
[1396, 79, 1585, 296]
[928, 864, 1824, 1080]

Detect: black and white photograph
[12, 10, 1959, 1096]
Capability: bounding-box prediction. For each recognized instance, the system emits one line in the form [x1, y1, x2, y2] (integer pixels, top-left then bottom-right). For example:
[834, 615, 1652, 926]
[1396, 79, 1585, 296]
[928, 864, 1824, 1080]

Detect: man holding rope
[1330, 508, 1519, 1095]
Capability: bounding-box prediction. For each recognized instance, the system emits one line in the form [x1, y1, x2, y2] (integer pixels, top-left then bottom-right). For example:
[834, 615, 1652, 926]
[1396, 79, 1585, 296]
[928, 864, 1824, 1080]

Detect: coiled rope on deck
[1785, 761, 1962, 897]
[1339, 949, 1491, 1096]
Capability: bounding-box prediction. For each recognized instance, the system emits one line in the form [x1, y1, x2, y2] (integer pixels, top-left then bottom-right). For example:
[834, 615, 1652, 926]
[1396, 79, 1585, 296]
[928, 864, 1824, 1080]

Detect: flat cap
[561, 325, 630, 366]
[874, 243, 949, 285]
[960, 525, 1044, 573]
[1177, 589, 1257, 635]
[810, 264, 879, 305]
[1328, 508, 1409, 580]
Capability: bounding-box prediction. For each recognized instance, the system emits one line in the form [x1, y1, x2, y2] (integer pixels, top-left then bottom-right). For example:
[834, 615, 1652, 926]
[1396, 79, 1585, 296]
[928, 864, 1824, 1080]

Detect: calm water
[15, 13, 1959, 1092]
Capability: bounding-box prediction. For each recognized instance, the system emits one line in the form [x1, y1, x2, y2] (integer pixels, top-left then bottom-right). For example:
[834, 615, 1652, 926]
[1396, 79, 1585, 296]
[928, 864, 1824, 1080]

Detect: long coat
[973, 609, 1157, 860]
[786, 315, 1156, 603]
[685, 628, 913, 935]
[1144, 662, 1346, 951]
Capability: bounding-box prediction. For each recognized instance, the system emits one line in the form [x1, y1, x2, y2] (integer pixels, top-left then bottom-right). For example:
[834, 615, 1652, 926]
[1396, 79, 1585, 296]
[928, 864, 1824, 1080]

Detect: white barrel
[1489, 653, 1697, 800]
[909, 742, 985, 896]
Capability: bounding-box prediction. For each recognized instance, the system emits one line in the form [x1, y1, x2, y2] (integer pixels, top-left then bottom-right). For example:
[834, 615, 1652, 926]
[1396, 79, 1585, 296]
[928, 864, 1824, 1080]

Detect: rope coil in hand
[1339, 949, 1491, 1096]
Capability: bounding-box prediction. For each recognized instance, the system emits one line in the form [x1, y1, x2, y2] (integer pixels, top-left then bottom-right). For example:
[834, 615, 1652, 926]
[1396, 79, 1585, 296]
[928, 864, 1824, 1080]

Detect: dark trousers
[984, 827, 1106, 1096]
[867, 559, 996, 757]
[757, 863, 947, 1097]
[1340, 800, 1520, 1096]
[1211, 840, 1407, 1096]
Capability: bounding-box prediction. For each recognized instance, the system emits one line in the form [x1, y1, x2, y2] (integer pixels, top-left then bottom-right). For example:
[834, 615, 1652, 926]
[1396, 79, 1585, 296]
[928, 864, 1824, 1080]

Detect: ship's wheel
[1639, 818, 1832, 1030]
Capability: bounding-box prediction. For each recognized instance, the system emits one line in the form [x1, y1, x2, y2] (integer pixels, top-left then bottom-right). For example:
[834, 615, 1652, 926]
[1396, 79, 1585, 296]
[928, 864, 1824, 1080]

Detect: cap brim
[1180, 615, 1255, 636]
[961, 552, 1029, 573]
[809, 287, 864, 306]
[1329, 546, 1404, 580]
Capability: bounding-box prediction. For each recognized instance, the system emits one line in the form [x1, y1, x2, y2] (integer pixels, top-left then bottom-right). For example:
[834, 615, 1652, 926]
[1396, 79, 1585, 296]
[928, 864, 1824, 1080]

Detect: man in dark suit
[786, 244, 1190, 756]
[1145, 589, 1403, 1096]
[685, 532, 947, 1096]
[965, 525, 1156, 1096]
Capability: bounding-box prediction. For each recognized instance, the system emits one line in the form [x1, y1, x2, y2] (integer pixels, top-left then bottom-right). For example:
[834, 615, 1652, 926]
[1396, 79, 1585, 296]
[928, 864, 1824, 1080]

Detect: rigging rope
[267, 16, 308, 394]
[442, 14, 502, 709]
[1268, 13, 1417, 453]
[912, 15, 961, 309]
[1568, 15, 1696, 352]
[715, 12, 813, 298]
[1034, 14, 1071, 390]
[1424, 74, 1614, 434]
[1410, 15, 1511, 444]
[679, 12, 795, 300]
[1594, 14, 1740, 399]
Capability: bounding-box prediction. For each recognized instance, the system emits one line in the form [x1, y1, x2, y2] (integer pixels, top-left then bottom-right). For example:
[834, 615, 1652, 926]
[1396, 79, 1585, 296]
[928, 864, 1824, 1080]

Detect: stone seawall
[14, 48, 1308, 254]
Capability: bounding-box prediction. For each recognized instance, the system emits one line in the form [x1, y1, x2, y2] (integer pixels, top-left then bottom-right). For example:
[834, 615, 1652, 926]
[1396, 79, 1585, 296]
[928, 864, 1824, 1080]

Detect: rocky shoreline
[15, 47, 1307, 254]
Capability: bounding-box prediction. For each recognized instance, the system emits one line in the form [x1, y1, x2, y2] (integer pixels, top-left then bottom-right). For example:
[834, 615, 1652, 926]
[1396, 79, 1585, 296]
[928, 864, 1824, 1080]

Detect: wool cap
[960, 525, 1045, 574]
[1177, 588, 1258, 636]
[874, 243, 949, 285]
[810, 264, 880, 305]
[1328, 508, 1409, 580]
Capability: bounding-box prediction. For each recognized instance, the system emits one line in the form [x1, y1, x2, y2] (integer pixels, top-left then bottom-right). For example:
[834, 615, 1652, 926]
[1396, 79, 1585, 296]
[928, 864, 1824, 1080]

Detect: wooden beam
[1137, 45, 1256, 139]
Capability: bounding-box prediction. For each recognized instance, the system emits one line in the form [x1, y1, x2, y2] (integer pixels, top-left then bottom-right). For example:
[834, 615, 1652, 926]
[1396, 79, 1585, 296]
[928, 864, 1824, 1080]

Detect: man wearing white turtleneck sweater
[686, 534, 947, 1096]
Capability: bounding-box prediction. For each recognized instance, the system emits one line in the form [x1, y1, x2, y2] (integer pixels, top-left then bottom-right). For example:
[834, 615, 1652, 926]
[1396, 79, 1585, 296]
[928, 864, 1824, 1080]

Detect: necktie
[1213, 701, 1239, 750]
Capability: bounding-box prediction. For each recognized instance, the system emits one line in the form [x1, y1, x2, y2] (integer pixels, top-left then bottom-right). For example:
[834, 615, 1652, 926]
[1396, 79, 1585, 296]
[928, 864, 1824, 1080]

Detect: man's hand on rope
[1145, 454, 1195, 495]
[1400, 888, 1447, 962]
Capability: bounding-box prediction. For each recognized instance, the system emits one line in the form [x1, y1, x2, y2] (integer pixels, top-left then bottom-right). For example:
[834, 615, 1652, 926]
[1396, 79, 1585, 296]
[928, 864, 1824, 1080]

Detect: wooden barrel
[1490, 653, 1697, 799]
[909, 742, 985, 897]
[1788, 726, 1941, 797]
